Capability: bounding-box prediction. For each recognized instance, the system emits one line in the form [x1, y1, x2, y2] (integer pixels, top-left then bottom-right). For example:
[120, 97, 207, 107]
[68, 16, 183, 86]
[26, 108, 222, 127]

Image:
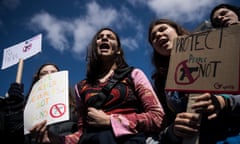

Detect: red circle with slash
[49, 103, 66, 118]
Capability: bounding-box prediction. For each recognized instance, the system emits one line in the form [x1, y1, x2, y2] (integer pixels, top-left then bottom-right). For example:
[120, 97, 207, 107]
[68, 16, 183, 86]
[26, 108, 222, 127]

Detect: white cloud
[27, 0, 229, 58]
[146, 0, 226, 23]
[30, 11, 73, 52]
[113, 6, 144, 51]
[71, 1, 118, 57]
[28, 2, 120, 57]
[28, 1, 140, 58]
[71, 21, 95, 56]
[122, 38, 138, 51]
[85, 2, 117, 26]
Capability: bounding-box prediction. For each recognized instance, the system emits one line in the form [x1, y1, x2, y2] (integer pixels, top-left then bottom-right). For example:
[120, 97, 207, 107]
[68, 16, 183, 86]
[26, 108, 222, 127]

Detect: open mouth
[158, 38, 169, 47]
[222, 18, 231, 27]
[100, 43, 110, 49]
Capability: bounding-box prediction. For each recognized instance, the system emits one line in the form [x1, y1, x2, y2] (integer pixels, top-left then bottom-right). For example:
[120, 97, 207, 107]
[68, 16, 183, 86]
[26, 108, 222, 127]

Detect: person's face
[150, 24, 178, 56]
[213, 8, 239, 27]
[96, 30, 119, 57]
[39, 65, 58, 79]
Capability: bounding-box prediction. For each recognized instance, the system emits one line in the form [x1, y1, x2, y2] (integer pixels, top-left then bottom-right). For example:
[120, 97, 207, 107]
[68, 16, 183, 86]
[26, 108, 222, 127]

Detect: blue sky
[1, 0, 239, 96]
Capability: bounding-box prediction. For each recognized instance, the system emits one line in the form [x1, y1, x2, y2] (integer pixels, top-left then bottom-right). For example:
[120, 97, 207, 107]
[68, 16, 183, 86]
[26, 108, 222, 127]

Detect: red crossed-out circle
[49, 103, 66, 118]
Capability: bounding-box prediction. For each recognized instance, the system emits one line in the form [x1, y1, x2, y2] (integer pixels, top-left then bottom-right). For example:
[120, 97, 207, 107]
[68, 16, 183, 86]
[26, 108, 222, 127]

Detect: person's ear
[116, 51, 121, 55]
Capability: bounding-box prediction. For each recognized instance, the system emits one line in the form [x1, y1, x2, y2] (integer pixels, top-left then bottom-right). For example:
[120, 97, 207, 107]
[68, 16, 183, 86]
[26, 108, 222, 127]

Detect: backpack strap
[102, 66, 134, 95]
[85, 66, 134, 109]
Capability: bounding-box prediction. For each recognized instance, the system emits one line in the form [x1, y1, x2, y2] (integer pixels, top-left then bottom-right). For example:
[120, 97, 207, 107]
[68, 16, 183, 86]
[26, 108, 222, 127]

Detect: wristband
[219, 94, 230, 111]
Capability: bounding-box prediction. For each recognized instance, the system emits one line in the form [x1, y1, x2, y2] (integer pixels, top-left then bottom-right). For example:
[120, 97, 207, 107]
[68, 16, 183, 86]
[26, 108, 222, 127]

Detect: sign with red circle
[49, 103, 66, 118]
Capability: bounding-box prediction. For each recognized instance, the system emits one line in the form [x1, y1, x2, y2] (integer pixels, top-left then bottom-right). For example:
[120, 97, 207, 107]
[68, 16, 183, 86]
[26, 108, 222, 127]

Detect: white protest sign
[1, 34, 42, 70]
[24, 71, 69, 134]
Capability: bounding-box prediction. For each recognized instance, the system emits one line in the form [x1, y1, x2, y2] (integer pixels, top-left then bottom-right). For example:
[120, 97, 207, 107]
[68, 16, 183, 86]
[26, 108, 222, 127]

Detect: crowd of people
[1, 3, 240, 144]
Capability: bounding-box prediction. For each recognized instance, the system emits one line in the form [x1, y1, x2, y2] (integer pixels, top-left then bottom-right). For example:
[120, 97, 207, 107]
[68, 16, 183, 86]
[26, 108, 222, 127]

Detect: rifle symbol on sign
[175, 60, 200, 85]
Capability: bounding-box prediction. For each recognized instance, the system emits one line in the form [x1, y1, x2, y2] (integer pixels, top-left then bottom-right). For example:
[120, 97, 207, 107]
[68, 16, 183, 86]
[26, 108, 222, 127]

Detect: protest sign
[1, 34, 42, 70]
[24, 71, 69, 134]
[165, 24, 240, 94]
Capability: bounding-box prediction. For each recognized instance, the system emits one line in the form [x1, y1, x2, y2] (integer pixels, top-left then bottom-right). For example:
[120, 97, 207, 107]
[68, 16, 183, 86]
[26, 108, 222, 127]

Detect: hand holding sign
[24, 71, 69, 134]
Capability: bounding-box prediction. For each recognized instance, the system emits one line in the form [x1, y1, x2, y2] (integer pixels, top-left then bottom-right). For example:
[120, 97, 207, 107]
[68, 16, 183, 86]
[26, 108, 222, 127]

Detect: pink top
[64, 68, 165, 144]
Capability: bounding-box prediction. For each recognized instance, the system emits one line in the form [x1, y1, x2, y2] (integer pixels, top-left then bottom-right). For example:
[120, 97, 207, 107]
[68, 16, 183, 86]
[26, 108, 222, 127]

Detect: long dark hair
[85, 27, 128, 83]
[148, 19, 190, 129]
[210, 3, 240, 28]
[148, 19, 189, 86]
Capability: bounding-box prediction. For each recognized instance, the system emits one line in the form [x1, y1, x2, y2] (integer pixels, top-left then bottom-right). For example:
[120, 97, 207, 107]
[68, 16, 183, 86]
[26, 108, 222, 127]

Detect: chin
[160, 51, 170, 56]
[166, 46, 172, 51]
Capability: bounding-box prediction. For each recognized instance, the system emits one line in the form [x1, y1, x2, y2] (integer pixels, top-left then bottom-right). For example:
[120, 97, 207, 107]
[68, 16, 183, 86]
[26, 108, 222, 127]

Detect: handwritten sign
[165, 24, 240, 94]
[24, 71, 69, 134]
[1, 34, 42, 70]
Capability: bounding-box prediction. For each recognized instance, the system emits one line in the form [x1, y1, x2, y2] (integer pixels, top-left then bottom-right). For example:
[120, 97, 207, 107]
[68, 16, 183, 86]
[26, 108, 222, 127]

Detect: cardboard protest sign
[1, 34, 42, 70]
[24, 71, 69, 134]
[165, 24, 240, 94]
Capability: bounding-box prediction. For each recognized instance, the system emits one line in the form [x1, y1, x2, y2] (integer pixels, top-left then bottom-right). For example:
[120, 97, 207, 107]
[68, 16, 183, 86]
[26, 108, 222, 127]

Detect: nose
[155, 31, 164, 39]
[217, 15, 225, 20]
[101, 35, 108, 42]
